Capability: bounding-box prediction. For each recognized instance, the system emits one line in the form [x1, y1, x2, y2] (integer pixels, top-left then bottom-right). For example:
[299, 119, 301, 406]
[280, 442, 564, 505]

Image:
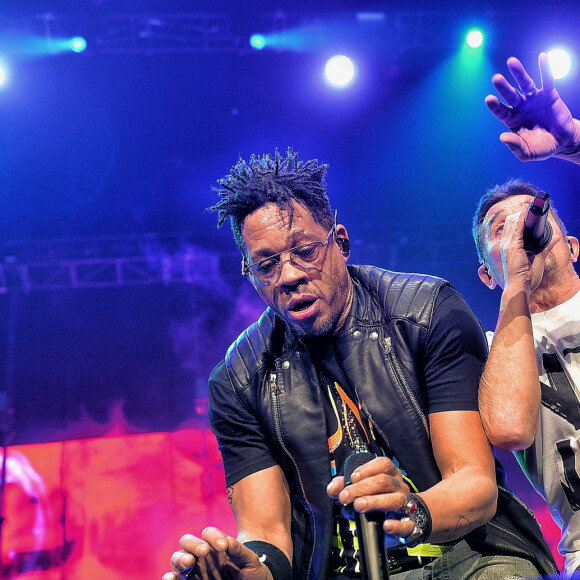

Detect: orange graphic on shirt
[327, 382, 371, 453]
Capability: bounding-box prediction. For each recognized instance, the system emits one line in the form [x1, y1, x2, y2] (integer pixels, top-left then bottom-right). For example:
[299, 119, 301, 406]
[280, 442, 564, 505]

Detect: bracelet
[400, 493, 432, 549]
[243, 540, 292, 580]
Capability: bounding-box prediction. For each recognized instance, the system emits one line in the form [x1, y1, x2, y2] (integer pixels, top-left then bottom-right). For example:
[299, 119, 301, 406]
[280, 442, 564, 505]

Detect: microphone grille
[344, 451, 376, 484]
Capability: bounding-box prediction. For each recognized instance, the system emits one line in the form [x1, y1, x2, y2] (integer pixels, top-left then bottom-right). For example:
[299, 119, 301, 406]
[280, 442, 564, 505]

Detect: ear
[478, 263, 497, 290]
[335, 224, 350, 260]
[568, 236, 579, 263]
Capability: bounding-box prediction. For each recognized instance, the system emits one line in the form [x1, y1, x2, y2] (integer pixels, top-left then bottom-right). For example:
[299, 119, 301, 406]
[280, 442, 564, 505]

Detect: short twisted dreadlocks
[208, 147, 334, 254]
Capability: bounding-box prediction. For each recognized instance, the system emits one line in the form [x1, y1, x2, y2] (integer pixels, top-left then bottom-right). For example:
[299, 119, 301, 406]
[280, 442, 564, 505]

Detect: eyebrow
[250, 230, 317, 261]
[483, 207, 508, 238]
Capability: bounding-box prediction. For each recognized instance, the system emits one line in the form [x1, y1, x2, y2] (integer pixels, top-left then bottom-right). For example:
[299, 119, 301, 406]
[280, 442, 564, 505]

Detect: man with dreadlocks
[163, 147, 557, 580]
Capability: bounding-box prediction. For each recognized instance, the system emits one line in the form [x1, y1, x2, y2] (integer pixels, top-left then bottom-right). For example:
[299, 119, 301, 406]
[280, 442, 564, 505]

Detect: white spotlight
[547, 48, 572, 80]
[0, 62, 8, 88]
[324, 55, 355, 87]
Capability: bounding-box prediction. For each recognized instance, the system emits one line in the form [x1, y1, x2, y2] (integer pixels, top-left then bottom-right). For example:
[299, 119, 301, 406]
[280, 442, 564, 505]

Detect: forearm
[479, 286, 540, 450]
[236, 527, 292, 565]
[231, 466, 293, 565]
[423, 412, 498, 544]
[419, 465, 497, 544]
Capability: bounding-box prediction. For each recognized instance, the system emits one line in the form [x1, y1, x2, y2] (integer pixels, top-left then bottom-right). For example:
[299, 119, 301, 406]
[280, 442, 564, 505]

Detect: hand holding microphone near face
[496, 193, 558, 298]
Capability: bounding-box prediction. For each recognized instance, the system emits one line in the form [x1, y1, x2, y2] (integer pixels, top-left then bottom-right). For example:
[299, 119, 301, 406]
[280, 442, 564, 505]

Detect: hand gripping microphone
[344, 452, 390, 580]
[523, 191, 553, 255]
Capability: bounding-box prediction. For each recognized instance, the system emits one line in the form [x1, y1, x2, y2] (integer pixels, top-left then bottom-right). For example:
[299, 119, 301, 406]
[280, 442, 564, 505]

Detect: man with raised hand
[474, 52, 580, 577]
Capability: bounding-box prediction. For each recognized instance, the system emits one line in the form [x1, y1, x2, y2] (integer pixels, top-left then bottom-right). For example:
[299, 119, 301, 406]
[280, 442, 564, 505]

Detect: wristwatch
[401, 494, 431, 548]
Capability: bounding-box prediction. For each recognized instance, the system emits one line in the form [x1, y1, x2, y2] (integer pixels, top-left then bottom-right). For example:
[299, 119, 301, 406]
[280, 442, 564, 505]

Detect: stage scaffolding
[1, 8, 568, 57]
[0, 233, 230, 293]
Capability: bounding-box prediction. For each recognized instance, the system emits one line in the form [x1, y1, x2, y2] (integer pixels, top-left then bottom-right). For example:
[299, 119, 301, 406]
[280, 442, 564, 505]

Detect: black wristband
[243, 540, 292, 580]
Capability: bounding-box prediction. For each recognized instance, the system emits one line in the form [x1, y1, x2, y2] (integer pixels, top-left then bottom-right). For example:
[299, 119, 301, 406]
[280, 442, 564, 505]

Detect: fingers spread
[507, 56, 537, 94]
[538, 52, 555, 92]
[485, 95, 512, 123]
[499, 132, 529, 161]
[491, 74, 521, 108]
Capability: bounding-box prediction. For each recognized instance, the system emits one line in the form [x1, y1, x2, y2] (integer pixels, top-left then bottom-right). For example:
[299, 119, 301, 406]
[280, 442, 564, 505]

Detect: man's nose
[278, 255, 308, 289]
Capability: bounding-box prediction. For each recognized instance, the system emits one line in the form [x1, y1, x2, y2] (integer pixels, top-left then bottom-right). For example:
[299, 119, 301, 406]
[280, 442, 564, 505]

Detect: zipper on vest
[268, 369, 318, 578]
[383, 336, 392, 354]
[269, 372, 277, 394]
[381, 336, 429, 436]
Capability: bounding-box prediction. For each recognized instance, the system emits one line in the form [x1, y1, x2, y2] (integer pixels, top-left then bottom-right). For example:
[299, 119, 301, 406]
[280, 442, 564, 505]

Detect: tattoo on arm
[456, 509, 485, 537]
[442, 508, 483, 540]
[227, 486, 234, 505]
[455, 514, 471, 531]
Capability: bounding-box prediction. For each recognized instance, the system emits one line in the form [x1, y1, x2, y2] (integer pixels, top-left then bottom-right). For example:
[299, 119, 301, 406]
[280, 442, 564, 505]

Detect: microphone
[523, 191, 553, 255]
[344, 452, 389, 580]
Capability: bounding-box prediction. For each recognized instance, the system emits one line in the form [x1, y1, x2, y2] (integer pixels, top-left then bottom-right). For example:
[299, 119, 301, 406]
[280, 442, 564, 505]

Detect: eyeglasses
[242, 214, 337, 286]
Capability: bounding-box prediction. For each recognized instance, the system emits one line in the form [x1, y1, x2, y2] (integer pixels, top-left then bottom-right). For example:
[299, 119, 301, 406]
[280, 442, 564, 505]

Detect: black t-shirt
[311, 337, 453, 577]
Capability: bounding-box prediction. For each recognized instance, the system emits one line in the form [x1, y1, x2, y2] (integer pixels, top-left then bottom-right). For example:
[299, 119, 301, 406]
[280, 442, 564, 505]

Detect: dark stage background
[0, 0, 578, 573]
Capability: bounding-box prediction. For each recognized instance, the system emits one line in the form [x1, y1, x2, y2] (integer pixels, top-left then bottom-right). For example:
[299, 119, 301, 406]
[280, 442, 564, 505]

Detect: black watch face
[413, 503, 428, 529]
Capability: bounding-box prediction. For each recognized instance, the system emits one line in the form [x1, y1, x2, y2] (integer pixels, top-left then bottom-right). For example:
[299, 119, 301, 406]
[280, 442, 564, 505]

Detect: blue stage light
[70, 37, 87, 53]
[250, 34, 266, 50]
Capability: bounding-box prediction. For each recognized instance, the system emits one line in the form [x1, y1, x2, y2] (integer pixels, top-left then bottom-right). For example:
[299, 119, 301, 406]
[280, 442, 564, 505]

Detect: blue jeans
[391, 539, 556, 580]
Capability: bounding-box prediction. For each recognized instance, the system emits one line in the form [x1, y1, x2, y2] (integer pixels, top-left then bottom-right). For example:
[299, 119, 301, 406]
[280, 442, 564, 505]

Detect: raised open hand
[485, 52, 579, 161]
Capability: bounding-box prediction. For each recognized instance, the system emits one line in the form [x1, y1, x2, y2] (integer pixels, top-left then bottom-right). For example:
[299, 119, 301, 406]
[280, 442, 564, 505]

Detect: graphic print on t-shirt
[541, 353, 580, 429]
[326, 381, 374, 472]
[322, 380, 444, 577]
[325, 380, 374, 576]
[540, 351, 580, 511]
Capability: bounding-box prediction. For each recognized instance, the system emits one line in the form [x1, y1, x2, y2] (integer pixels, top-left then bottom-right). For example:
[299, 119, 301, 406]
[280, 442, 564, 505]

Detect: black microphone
[523, 191, 553, 255]
[344, 452, 389, 580]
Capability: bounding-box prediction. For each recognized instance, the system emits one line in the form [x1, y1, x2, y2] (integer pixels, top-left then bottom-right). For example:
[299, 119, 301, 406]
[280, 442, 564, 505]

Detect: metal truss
[1, 8, 567, 57]
[0, 233, 231, 293]
[0, 224, 476, 293]
[93, 13, 246, 55]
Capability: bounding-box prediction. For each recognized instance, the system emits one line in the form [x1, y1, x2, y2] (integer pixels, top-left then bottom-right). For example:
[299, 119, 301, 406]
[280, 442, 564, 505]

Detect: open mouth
[290, 299, 316, 312]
